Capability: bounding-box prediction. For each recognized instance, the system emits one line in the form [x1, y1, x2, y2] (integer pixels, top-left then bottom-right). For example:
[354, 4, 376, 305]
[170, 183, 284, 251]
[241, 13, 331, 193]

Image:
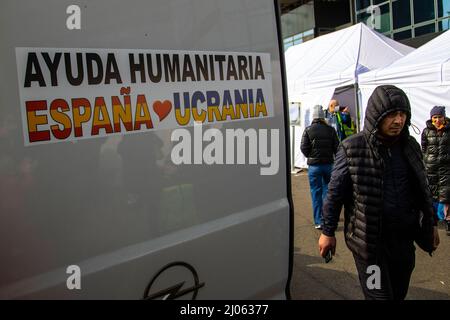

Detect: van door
[0, 0, 293, 299]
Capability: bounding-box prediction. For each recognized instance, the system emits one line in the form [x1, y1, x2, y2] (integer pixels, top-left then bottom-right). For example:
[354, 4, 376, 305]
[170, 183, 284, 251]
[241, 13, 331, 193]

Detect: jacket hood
[363, 85, 411, 144]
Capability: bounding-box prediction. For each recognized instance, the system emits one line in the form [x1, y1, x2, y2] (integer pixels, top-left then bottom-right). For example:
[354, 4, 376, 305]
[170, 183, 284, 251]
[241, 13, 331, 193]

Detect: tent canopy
[285, 23, 414, 100]
[359, 30, 450, 144]
[286, 23, 414, 169]
[359, 29, 450, 87]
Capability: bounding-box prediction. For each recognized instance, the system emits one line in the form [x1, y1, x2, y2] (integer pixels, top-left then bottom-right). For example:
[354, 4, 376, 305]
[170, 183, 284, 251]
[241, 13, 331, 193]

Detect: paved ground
[290, 170, 450, 300]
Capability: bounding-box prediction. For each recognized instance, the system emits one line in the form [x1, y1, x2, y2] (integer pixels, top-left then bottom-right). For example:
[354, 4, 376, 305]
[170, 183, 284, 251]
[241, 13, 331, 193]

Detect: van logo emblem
[143, 262, 205, 300]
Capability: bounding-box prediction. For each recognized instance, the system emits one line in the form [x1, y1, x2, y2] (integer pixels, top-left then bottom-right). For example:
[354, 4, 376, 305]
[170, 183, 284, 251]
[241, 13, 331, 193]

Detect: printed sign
[15, 48, 274, 146]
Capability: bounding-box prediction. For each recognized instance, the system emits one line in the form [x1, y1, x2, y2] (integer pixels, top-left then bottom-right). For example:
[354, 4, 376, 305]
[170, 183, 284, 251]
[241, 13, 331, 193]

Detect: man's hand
[319, 234, 336, 257]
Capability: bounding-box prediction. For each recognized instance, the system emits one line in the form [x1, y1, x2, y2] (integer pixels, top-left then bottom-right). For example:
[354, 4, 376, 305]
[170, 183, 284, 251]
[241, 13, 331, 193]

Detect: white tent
[286, 23, 414, 169]
[359, 30, 450, 144]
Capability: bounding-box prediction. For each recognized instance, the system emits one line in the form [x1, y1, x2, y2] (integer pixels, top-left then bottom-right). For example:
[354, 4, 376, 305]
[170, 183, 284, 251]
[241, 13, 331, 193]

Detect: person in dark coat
[318, 85, 439, 300]
[421, 106, 450, 235]
[301, 105, 339, 229]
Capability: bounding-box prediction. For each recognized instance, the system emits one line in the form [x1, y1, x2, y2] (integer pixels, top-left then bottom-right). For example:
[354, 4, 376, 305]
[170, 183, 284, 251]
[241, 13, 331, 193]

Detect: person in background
[319, 85, 439, 300]
[326, 100, 356, 141]
[422, 106, 450, 236]
[336, 106, 356, 141]
[326, 99, 339, 134]
[301, 105, 339, 230]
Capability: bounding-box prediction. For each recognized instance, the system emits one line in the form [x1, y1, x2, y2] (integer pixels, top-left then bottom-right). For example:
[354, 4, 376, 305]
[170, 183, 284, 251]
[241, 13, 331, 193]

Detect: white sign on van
[15, 48, 274, 146]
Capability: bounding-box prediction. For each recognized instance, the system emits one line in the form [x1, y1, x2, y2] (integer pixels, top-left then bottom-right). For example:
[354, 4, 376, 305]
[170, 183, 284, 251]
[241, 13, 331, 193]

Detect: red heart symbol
[153, 100, 172, 122]
[120, 86, 131, 95]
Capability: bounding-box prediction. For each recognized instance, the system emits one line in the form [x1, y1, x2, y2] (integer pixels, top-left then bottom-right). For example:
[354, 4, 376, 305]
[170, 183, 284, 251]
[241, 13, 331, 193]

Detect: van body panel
[0, 0, 292, 299]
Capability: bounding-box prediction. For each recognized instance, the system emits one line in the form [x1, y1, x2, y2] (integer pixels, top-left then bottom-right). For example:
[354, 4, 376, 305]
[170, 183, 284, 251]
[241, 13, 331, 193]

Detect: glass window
[393, 29, 412, 40]
[413, 0, 435, 24]
[393, 0, 411, 29]
[304, 29, 314, 37]
[438, 18, 450, 30]
[438, 0, 450, 18]
[375, 4, 391, 33]
[415, 23, 436, 36]
[357, 11, 371, 24]
[284, 42, 293, 51]
[283, 28, 316, 50]
[356, 0, 371, 11]
[303, 34, 314, 42]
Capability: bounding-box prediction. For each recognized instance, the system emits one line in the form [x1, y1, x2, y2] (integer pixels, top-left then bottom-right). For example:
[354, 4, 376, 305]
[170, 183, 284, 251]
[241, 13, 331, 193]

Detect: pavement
[290, 170, 450, 300]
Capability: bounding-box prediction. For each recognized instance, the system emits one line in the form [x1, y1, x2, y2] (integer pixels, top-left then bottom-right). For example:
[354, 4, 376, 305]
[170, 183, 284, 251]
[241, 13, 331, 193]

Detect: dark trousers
[353, 230, 416, 300]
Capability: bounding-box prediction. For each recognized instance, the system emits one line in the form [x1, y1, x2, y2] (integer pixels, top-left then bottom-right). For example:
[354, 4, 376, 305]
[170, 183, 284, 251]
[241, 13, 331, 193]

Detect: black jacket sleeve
[421, 129, 428, 154]
[322, 145, 351, 237]
[300, 129, 311, 158]
[332, 128, 339, 155]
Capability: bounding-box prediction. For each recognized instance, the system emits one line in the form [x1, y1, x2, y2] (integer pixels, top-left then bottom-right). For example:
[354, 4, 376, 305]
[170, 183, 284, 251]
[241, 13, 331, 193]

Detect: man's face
[379, 111, 407, 137]
[432, 115, 445, 128]
[329, 100, 338, 113]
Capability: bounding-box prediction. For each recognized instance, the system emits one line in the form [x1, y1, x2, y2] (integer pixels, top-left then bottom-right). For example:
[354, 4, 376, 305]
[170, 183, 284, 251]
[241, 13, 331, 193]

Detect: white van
[0, 0, 293, 299]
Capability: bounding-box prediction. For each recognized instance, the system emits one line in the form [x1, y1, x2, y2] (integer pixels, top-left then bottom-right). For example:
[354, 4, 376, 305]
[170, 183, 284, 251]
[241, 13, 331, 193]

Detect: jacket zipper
[376, 148, 387, 266]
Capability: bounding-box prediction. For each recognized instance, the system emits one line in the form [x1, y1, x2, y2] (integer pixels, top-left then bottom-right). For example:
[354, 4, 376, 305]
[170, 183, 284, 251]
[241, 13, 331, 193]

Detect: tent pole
[291, 125, 295, 173]
[354, 83, 361, 132]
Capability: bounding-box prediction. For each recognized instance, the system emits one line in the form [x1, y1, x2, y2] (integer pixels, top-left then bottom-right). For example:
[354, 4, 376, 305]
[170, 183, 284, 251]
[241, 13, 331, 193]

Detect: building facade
[281, 0, 450, 49]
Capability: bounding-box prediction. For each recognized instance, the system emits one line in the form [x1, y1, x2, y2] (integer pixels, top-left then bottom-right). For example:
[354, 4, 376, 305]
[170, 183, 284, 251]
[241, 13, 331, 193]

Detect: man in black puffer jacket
[421, 106, 450, 235]
[301, 105, 339, 229]
[318, 85, 439, 300]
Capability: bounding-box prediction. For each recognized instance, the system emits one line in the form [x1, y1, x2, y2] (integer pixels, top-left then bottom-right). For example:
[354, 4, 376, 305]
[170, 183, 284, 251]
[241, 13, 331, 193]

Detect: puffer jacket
[300, 119, 339, 165]
[421, 119, 450, 203]
[322, 85, 436, 261]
